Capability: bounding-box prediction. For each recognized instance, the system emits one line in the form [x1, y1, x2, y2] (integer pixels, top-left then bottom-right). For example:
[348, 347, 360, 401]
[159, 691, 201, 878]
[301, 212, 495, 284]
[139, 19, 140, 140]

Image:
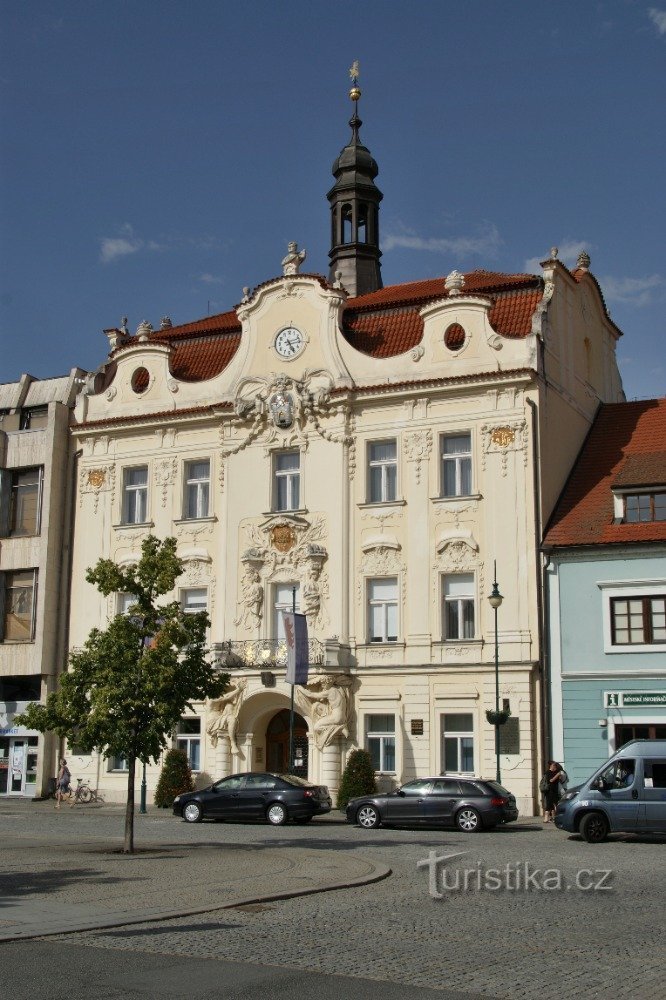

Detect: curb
[0, 860, 392, 944]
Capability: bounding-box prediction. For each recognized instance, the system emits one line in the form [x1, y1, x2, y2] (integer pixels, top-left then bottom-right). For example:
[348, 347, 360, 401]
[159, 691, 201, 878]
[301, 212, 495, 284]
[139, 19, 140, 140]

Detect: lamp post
[487, 562, 504, 784]
[140, 761, 147, 814]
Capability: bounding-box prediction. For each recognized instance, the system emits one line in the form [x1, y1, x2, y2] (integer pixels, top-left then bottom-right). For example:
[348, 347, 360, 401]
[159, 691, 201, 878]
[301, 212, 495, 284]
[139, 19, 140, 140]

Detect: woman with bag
[540, 760, 566, 822]
[54, 758, 71, 809]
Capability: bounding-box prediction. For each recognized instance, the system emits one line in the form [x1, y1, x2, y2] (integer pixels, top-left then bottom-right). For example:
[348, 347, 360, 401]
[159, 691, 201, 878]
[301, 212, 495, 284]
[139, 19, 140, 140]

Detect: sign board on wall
[604, 691, 666, 709]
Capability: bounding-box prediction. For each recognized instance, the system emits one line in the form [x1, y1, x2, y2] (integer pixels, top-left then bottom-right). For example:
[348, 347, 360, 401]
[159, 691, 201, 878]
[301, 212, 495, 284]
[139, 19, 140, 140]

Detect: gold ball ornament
[349, 86, 361, 101]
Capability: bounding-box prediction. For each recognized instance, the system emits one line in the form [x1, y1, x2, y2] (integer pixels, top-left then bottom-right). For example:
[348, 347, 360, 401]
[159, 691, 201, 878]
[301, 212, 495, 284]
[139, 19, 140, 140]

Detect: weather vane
[349, 60, 361, 102]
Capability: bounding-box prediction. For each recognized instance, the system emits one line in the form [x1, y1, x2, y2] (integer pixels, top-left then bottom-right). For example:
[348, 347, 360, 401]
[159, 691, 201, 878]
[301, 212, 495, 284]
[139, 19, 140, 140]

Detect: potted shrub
[337, 748, 377, 810]
[154, 748, 194, 808]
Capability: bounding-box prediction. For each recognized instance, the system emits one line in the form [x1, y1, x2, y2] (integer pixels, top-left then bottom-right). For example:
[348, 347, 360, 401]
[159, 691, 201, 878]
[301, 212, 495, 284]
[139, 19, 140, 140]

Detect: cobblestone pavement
[2, 802, 665, 999]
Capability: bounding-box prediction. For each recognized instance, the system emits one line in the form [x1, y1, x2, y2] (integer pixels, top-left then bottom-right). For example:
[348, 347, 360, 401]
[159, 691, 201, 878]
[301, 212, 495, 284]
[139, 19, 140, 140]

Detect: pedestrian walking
[55, 758, 71, 809]
[540, 760, 567, 822]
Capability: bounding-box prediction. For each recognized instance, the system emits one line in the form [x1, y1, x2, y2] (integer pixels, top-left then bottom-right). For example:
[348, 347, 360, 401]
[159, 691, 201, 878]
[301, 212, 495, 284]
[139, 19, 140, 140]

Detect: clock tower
[327, 64, 383, 297]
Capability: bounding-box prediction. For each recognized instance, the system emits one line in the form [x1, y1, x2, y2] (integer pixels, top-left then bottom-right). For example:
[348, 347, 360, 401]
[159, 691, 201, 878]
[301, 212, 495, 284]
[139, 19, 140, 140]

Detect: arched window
[357, 205, 368, 243]
[342, 204, 353, 244]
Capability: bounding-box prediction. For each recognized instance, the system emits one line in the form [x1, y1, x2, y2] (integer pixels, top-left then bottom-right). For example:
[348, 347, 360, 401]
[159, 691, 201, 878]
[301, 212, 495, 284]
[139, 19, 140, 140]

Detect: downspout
[526, 398, 550, 771]
[55, 445, 82, 774]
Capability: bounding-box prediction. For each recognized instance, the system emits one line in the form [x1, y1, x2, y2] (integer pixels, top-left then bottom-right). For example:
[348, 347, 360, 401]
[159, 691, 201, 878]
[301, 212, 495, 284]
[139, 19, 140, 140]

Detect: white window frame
[122, 466, 149, 524]
[176, 718, 202, 772]
[117, 592, 137, 616]
[273, 451, 301, 512]
[183, 459, 211, 520]
[273, 582, 300, 640]
[440, 712, 475, 775]
[364, 714, 396, 773]
[367, 439, 398, 504]
[367, 577, 399, 644]
[440, 432, 472, 498]
[599, 581, 666, 654]
[442, 573, 476, 640]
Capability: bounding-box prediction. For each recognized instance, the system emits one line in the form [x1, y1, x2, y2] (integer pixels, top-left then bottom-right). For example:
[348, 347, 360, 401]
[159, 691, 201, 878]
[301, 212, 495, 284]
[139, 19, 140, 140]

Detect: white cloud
[100, 224, 143, 263]
[524, 239, 593, 274]
[99, 225, 215, 264]
[648, 8, 666, 35]
[384, 223, 501, 258]
[198, 272, 225, 285]
[599, 274, 664, 307]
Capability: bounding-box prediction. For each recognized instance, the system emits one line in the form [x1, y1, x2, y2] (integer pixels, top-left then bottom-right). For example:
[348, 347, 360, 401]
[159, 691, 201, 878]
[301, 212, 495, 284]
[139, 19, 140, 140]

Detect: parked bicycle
[49, 777, 103, 804]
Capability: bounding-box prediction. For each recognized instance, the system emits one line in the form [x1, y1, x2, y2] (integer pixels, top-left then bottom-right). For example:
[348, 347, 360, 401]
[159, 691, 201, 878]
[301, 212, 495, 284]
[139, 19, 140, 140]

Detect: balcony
[211, 638, 326, 670]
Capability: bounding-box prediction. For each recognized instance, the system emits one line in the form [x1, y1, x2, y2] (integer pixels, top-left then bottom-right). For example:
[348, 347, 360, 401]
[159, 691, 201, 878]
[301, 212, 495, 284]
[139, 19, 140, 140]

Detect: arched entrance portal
[266, 709, 308, 778]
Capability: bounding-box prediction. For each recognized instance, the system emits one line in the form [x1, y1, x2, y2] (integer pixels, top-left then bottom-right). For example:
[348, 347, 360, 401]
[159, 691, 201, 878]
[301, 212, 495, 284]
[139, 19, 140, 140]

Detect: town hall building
[65, 82, 625, 814]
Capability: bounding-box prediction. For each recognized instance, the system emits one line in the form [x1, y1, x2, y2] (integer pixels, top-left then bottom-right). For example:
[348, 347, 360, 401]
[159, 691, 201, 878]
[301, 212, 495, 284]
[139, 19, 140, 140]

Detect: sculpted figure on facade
[206, 678, 247, 755]
[295, 674, 352, 750]
[234, 564, 264, 629]
[281, 241, 306, 275]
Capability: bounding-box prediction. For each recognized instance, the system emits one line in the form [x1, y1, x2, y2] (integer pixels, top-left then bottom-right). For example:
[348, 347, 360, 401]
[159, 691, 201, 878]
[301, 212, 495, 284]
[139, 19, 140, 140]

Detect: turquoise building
[543, 400, 666, 786]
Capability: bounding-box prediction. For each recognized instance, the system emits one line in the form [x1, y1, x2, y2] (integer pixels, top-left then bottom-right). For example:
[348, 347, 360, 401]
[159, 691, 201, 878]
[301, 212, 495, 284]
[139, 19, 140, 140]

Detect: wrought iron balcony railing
[211, 638, 325, 670]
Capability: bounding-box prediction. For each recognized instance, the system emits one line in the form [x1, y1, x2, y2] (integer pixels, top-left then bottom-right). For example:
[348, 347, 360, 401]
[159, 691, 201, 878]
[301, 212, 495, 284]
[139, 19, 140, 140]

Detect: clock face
[274, 326, 304, 359]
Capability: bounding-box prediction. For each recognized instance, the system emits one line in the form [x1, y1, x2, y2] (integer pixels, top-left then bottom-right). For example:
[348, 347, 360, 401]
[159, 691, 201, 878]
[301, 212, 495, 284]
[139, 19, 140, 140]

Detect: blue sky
[1, 1, 664, 400]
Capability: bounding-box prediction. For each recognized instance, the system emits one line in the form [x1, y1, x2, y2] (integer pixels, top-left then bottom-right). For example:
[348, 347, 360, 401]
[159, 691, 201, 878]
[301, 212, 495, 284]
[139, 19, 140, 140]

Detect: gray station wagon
[554, 740, 666, 842]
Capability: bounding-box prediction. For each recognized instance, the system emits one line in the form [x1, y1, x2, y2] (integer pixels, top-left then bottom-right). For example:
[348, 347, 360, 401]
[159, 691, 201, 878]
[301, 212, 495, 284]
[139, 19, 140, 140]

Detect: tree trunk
[124, 755, 136, 853]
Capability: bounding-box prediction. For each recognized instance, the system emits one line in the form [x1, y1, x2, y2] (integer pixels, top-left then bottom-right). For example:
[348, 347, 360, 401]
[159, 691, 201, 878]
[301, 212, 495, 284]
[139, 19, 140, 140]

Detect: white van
[554, 740, 666, 842]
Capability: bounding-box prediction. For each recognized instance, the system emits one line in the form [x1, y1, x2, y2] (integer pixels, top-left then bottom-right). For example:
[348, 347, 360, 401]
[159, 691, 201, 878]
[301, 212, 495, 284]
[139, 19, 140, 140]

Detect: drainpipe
[526, 398, 549, 772]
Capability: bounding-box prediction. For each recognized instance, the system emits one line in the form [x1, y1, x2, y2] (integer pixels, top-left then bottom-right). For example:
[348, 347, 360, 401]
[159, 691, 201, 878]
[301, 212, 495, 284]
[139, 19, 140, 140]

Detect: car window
[213, 775, 244, 791]
[276, 773, 313, 788]
[400, 780, 432, 796]
[458, 781, 485, 796]
[484, 781, 512, 797]
[645, 761, 666, 788]
[431, 779, 462, 794]
[599, 759, 636, 789]
[243, 774, 278, 789]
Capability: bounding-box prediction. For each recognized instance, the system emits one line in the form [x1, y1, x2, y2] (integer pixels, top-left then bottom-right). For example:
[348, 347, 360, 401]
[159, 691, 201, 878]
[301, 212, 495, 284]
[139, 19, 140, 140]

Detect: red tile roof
[543, 399, 666, 548]
[106, 271, 544, 382]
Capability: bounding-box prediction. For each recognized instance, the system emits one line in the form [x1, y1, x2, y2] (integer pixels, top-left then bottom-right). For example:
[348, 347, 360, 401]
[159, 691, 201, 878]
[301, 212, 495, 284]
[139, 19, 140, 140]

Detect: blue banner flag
[283, 612, 309, 685]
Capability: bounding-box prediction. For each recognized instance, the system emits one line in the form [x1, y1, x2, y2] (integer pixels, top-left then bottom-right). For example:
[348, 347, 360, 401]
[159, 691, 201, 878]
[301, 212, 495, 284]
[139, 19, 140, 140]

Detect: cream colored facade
[67, 254, 623, 815]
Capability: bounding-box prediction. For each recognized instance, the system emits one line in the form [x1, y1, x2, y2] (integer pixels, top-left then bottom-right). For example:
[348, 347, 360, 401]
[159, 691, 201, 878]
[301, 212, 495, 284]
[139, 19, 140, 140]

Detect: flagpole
[288, 585, 296, 773]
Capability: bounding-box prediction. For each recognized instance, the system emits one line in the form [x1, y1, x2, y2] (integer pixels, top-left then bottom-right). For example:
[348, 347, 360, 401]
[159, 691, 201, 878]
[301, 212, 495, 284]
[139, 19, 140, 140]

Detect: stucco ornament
[269, 390, 295, 429]
[80, 463, 116, 512]
[206, 678, 247, 755]
[234, 563, 264, 628]
[154, 457, 177, 507]
[481, 420, 527, 477]
[404, 429, 433, 484]
[445, 270, 465, 295]
[281, 241, 306, 276]
[295, 674, 352, 750]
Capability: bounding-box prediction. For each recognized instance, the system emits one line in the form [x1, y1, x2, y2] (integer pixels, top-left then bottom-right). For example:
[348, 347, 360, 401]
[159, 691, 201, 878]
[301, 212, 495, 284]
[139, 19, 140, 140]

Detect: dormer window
[615, 490, 666, 523]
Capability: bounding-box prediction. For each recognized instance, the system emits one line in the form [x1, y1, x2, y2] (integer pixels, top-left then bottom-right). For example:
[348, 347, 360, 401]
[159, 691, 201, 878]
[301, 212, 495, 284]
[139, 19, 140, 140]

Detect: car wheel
[183, 801, 203, 823]
[356, 805, 381, 829]
[293, 816, 313, 824]
[455, 807, 482, 832]
[266, 802, 288, 826]
[580, 811, 609, 843]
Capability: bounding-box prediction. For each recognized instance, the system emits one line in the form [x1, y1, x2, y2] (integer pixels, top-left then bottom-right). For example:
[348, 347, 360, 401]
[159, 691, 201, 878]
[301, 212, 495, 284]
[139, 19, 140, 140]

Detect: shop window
[177, 718, 201, 772]
[368, 440, 397, 503]
[367, 578, 398, 643]
[440, 433, 472, 497]
[184, 460, 210, 519]
[365, 714, 396, 772]
[1, 570, 37, 642]
[442, 573, 475, 640]
[441, 713, 474, 773]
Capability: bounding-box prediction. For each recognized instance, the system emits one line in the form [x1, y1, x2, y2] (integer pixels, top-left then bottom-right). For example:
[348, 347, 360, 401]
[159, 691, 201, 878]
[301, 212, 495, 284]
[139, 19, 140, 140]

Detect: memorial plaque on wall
[411, 719, 424, 736]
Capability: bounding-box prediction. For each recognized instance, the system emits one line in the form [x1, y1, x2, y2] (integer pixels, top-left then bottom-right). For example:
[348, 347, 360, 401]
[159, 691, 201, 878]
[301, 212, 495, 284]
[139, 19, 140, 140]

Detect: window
[610, 597, 666, 646]
[441, 433, 472, 497]
[19, 407, 48, 430]
[184, 460, 210, 519]
[624, 493, 666, 523]
[365, 715, 396, 772]
[273, 583, 300, 640]
[441, 713, 474, 773]
[3, 468, 43, 537]
[181, 588, 208, 615]
[399, 779, 432, 795]
[442, 574, 475, 640]
[273, 452, 300, 512]
[368, 578, 398, 643]
[109, 756, 129, 771]
[123, 466, 148, 524]
[177, 718, 201, 771]
[117, 592, 137, 616]
[1, 570, 37, 641]
[368, 440, 397, 503]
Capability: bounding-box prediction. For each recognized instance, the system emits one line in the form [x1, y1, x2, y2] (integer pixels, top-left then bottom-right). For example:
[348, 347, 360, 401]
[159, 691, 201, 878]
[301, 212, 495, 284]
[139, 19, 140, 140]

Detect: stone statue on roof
[282, 241, 306, 276]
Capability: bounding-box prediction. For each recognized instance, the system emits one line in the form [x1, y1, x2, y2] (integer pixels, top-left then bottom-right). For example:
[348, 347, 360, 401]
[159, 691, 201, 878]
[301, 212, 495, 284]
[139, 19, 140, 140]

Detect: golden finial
[349, 60, 361, 102]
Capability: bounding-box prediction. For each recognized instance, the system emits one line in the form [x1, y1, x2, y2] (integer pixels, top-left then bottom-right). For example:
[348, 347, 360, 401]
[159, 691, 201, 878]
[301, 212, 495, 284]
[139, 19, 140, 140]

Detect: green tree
[337, 748, 377, 810]
[16, 535, 227, 853]
[154, 748, 194, 808]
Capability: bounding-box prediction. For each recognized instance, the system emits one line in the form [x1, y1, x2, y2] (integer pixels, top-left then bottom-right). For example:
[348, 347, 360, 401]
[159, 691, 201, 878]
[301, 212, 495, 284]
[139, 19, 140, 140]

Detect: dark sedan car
[173, 771, 332, 825]
[346, 777, 518, 832]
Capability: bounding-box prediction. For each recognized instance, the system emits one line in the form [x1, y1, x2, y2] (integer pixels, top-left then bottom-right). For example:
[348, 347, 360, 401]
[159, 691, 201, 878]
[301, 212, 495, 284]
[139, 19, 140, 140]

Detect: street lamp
[487, 562, 504, 784]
